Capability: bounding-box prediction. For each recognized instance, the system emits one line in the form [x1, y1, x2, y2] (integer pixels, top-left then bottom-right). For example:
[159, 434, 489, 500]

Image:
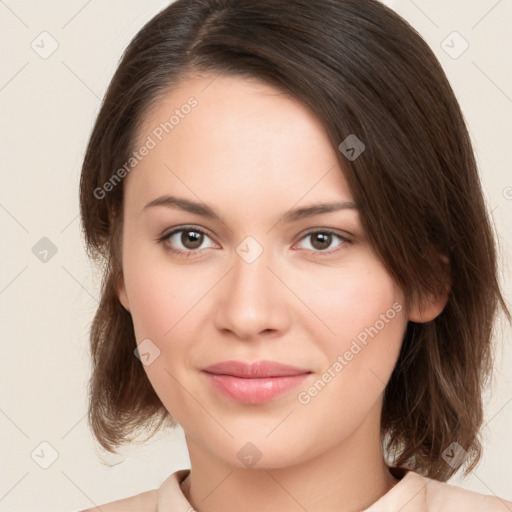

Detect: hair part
[79, 0, 510, 479]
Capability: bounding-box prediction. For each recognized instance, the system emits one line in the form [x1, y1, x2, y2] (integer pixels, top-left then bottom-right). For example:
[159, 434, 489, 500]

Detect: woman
[78, 0, 511, 510]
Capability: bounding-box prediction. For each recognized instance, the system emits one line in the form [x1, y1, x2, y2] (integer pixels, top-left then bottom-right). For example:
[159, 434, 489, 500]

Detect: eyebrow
[143, 194, 358, 223]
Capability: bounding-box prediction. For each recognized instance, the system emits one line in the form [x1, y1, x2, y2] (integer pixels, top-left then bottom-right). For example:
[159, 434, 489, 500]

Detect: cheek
[295, 260, 406, 402]
[122, 238, 208, 339]
[294, 258, 403, 343]
[122, 254, 205, 416]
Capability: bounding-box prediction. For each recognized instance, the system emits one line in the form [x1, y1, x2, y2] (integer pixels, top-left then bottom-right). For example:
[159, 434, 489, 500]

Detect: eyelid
[298, 226, 354, 240]
[159, 224, 214, 240]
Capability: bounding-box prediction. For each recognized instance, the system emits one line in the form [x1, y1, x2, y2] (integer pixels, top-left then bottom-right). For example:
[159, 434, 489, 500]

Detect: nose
[214, 243, 290, 341]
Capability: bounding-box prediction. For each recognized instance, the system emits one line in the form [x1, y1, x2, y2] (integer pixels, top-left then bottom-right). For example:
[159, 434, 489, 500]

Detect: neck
[181, 402, 399, 512]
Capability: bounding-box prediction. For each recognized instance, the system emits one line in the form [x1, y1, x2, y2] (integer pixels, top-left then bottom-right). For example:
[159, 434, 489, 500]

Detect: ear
[116, 273, 131, 313]
[408, 253, 450, 323]
[408, 289, 448, 323]
[108, 207, 130, 312]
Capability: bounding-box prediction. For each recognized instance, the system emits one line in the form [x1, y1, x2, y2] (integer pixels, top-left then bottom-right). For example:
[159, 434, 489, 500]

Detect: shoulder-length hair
[79, 0, 510, 480]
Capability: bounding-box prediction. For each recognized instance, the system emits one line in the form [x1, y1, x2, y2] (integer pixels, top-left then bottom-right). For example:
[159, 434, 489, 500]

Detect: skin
[116, 74, 447, 512]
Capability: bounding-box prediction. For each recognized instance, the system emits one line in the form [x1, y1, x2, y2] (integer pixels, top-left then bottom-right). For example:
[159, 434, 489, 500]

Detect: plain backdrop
[0, 1, 511, 510]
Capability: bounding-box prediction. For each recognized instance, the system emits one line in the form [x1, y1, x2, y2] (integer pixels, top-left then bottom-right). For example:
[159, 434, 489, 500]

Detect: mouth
[201, 360, 313, 404]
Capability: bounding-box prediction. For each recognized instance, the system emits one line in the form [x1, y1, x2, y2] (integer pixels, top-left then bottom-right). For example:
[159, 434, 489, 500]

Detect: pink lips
[201, 360, 312, 404]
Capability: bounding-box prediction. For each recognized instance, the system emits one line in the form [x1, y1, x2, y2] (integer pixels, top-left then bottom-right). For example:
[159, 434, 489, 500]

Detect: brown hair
[79, 0, 510, 480]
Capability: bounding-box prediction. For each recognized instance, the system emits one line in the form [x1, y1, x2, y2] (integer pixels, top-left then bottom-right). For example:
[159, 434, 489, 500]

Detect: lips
[202, 360, 311, 378]
[201, 360, 312, 404]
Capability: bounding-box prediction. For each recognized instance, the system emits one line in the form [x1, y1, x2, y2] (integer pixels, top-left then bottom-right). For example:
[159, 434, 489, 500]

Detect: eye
[157, 226, 217, 256]
[157, 226, 351, 258]
[294, 229, 351, 256]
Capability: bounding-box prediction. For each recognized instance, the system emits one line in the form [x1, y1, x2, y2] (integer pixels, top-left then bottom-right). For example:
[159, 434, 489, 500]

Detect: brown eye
[180, 229, 203, 249]
[158, 226, 217, 256]
[295, 230, 350, 256]
[310, 232, 332, 251]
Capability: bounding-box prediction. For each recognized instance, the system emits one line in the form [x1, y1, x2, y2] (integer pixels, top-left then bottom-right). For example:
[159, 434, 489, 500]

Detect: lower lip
[202, 372, 311, 404]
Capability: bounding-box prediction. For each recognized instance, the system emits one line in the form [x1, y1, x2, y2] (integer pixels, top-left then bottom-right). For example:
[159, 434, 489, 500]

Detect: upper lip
[202, 360, 312, 378]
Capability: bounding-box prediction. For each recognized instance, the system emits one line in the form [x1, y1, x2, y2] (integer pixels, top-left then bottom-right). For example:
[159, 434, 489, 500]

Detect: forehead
[125, 73, 354, 217]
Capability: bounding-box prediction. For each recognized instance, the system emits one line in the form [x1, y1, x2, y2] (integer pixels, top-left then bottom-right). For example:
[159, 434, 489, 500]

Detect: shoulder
[79, 488, 158, 512]
[367, 469, 512, 511]
[424, 476, 512, 511]
[77, 468, 192, 512]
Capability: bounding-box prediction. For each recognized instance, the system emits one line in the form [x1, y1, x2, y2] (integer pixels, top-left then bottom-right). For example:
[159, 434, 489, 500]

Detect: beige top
[81, 468, 512, 511]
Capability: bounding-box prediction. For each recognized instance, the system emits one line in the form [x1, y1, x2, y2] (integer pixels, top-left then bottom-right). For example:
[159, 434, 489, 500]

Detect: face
[117, 73, 413, 469]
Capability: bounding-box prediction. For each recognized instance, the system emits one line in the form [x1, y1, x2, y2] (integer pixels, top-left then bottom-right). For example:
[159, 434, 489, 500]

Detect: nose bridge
[214, 235, 288, 338]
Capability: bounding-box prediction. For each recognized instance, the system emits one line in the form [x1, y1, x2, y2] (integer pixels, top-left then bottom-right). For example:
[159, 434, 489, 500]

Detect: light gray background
[0, 1, 511, 510]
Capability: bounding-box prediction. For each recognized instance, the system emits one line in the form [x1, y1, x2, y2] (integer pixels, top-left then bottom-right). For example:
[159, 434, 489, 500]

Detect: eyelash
[156, 225, 352, 258]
